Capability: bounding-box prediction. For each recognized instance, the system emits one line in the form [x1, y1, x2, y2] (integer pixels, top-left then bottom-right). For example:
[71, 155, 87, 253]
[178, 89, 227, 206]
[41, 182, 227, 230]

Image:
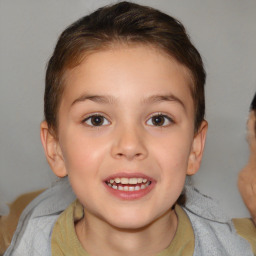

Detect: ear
[186, 120, 208, 176]
[40, 121, 68, 177]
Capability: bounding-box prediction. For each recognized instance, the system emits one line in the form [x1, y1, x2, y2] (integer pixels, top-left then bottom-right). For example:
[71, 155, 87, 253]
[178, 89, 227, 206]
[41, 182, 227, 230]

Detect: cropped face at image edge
[44, 45, 207, 231]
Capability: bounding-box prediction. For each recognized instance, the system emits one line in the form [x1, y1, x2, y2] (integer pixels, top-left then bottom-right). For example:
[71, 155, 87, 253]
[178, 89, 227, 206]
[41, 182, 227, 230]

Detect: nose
[111, 125, 148, 161]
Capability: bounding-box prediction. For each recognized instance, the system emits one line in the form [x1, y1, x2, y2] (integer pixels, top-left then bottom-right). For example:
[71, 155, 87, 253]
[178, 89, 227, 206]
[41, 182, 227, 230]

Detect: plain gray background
[0, 0, 255, 217]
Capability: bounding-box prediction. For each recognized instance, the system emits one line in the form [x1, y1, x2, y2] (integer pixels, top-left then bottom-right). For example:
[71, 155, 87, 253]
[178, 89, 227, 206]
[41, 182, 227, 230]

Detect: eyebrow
[142, 94, 186, 110]
[71, 93, 186, 110]
[71, 94, 116, 106]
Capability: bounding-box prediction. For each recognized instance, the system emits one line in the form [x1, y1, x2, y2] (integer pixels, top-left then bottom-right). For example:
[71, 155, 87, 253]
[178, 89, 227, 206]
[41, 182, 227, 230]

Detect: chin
[108, 217, 152, 230]
[102, 209, 160, 230]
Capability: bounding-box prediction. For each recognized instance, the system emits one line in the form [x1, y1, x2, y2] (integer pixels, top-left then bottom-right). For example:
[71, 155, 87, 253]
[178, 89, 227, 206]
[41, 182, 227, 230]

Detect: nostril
[114, 151, 144, 161]
[110, 132, 148, 160]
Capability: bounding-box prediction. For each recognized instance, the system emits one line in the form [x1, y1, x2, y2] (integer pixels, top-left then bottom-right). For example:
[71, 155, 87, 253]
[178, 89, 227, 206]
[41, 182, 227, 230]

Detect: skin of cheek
[59, 130, 113, 221]
[153, 132, 193, 201]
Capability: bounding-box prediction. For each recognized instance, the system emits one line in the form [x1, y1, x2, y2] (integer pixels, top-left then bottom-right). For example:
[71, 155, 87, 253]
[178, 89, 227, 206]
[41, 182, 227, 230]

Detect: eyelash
[82, 113, 110, 127]
[82, 113, 174, 128]
[146, 113, 174, 127]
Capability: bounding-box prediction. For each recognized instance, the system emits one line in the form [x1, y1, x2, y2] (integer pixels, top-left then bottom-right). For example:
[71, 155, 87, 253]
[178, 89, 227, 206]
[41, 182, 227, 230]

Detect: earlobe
[40, 121, 68, 177]
[187, 120, 208, 176]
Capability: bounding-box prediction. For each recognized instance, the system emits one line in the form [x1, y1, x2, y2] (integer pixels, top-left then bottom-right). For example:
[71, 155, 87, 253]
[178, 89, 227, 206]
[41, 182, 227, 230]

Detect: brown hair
[251, 93, 256, 112]
[45, 1, 206, 136]
[250, 93, 256, 135]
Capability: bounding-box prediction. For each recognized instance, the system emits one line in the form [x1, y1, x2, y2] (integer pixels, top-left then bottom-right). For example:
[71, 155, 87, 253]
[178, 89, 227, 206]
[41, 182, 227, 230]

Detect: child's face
[44, 45, 207, 229]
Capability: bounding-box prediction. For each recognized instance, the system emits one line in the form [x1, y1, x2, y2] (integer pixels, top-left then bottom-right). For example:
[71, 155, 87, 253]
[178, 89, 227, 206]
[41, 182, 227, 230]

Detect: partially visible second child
[4, 2, 256, 256]
[239, 93, 256, 225]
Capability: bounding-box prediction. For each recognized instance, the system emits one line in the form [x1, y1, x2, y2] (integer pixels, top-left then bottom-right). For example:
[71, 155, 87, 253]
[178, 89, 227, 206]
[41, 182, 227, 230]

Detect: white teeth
[137, 178, 143, 183]
[115, 178, 121, 183]
[108, 177, 148, 185]
[120, 178, 129, 184]
[129, 178, 137, 184]
[107, 181, 151, 191]
[106, 177, 151, 191]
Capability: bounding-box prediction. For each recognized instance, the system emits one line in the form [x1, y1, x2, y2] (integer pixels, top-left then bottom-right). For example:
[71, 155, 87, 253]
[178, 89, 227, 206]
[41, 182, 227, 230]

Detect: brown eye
[146, 114, 173, 127]
[84, 115, 110, 127]
[152, 115, 165, 126]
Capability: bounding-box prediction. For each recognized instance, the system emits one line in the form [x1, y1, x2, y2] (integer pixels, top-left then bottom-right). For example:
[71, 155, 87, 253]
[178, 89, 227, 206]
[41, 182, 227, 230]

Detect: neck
[76, 208, 178, 256]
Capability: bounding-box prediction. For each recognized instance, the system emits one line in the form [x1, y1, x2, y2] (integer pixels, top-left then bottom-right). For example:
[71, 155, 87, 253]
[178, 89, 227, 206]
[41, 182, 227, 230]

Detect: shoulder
[10, 214, 59, 256]
[183, 184, 254, 256]
[233, 218, 256, 255]
[4, 178, 76, 256]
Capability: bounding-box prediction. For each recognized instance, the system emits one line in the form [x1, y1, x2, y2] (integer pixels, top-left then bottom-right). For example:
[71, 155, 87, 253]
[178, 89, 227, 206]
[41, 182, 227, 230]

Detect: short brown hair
[45, 1, 206, 136]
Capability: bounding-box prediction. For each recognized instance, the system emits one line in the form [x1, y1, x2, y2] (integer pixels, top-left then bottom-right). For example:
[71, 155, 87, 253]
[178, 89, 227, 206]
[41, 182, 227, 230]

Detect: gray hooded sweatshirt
[4, 178, 253, 256]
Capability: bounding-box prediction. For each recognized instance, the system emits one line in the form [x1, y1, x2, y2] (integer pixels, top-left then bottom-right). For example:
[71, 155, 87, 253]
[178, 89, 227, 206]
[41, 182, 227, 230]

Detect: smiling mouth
[105, 177, 152, 191]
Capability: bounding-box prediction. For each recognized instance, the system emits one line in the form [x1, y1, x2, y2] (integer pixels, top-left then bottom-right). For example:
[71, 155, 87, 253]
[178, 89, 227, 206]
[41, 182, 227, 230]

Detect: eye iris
[152, 115, 164, 126]
[91, 116, 104, 126]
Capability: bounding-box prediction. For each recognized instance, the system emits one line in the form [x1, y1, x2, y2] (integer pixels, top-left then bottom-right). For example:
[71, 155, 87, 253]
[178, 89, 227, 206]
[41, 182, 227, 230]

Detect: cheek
[60, 131, 107, 174]
[152, 133, 192, 170]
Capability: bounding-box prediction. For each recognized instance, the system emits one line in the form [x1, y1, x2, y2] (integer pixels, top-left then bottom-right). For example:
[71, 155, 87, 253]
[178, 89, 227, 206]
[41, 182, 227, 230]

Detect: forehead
[62, 45, 194, 110]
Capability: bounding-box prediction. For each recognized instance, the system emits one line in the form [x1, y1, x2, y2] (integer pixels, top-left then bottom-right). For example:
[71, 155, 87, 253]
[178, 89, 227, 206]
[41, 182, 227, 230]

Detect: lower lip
[103, 182, 155, 200]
